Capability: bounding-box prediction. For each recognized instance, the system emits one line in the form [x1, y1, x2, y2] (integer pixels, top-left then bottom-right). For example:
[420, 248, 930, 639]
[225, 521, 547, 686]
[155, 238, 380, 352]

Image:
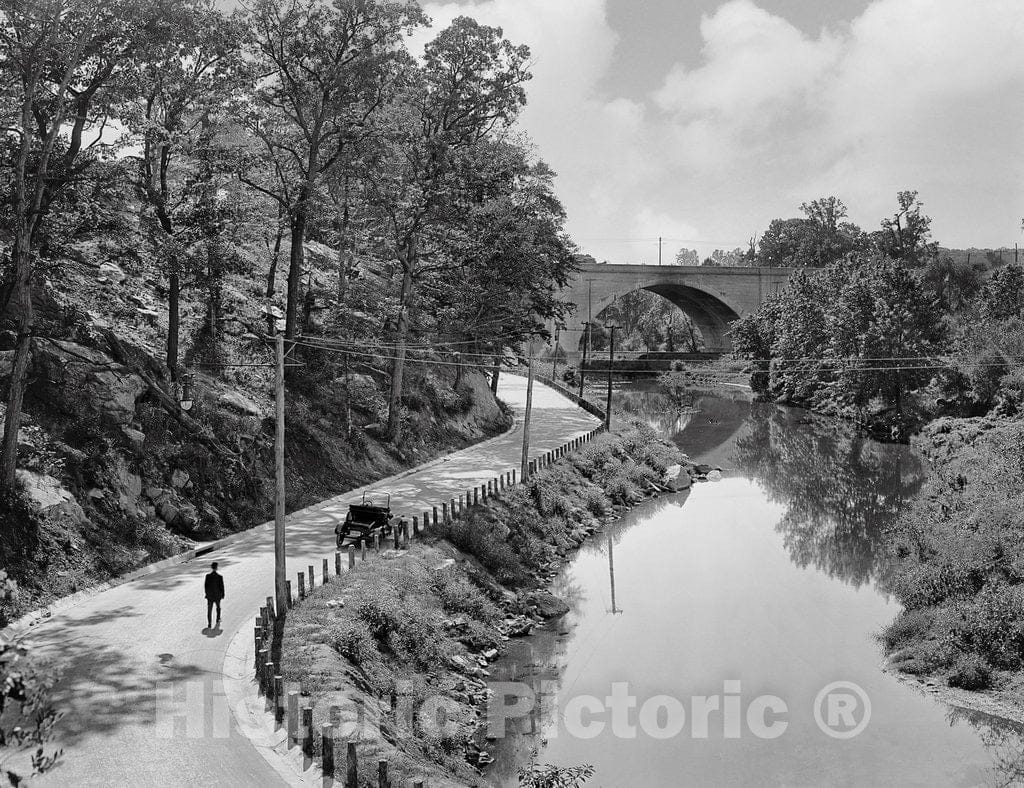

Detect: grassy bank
[280, 421, 685, 785]
[881, 415, 1024, 702]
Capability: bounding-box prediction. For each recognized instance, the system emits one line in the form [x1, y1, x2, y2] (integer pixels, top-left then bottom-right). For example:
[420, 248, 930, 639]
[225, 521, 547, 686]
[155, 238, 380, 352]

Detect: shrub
[947, 654, 992, 690]
[952, 582, 1024, 669]
[880, 608, 935, 652]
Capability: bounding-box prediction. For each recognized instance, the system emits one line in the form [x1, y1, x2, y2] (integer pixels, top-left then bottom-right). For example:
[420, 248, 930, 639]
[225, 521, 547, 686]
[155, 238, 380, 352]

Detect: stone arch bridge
[557, 262, 802, 354]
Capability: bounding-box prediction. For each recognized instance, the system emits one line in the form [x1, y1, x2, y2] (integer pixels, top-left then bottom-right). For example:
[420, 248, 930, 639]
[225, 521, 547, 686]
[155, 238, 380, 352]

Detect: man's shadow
[202, 626, 222, 638]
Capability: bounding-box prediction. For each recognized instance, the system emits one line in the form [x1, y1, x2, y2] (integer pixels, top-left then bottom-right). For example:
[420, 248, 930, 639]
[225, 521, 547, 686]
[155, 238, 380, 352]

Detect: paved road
[22, 376, 599, 787]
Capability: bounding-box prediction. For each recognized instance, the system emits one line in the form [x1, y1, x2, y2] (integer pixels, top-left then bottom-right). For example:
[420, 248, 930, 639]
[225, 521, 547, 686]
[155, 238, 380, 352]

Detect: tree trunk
[285, 207, 307, 341]
[386, 263, 414, 442]
[167, 271, 180, 377]
[491, 356, 500, 395]
[338, 174, 350, 302]
[0, 268, 32, 488]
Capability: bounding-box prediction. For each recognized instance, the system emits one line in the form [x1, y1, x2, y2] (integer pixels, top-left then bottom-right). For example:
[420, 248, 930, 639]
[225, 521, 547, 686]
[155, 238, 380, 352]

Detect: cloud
[417, 0, 1024, 263]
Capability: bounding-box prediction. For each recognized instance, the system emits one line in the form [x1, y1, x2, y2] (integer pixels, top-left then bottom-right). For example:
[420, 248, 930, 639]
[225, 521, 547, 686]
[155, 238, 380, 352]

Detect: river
[485, 385, 1024, 787]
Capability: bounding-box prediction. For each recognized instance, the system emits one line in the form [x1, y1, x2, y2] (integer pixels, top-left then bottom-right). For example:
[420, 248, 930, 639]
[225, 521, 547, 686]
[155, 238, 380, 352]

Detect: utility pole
[274, 333, 287, 615]
[608, 535, 621, 614]
[521, 348, 535, 481]
[658, 236, 663, 266]
[551, 327, 560, 381]
[605, 324, 619, 431]
[579, 321, 593, 399]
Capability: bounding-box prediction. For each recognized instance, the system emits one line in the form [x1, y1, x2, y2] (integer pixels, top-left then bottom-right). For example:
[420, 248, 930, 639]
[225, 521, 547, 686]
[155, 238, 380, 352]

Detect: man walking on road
[204, 562, 225, 629]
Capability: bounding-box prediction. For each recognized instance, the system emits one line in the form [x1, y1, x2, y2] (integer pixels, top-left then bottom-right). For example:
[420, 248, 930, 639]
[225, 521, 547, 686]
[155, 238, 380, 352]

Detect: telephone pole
[658, 236, 663, 266]
[579, 321, 593, 399]
[551, 327, 560, 381]
[605, 324, 619, 431]
[274, 333, 287, 615]
[521, 347, 535, 481]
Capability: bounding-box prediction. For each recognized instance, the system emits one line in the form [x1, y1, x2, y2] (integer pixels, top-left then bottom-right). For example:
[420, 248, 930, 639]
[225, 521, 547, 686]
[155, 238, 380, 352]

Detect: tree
[363, 15, 531, 440]
[240, 0, 424, 341]
[674, 247, 699, 266]
[127, 0, 243, 376]
[433, 146, 577, 359]
[873, 190, 937, 268]
[0, 0, 166, 486]
[755, 197, 862, 268]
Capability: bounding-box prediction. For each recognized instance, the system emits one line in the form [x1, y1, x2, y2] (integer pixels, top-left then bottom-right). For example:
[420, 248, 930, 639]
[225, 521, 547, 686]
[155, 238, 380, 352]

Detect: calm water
[486, 386, 1024, 787]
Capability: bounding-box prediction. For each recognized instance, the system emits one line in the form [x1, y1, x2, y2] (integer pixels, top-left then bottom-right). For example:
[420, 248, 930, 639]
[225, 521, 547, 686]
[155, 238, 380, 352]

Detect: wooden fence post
[361, 540, 367, 561]
[274, 676, 284, 723]
[323, 558, 329, 583]
[413, 515, 419, 536]
[285, 580, 292, 609]
[348, 545, 355, 568]
[432, 506, 438, 525]
[297, 572, 305, 600]
[347, 742, 358, 788]
[322, 724, 335, 777]
[301, 706, 314, 758]
[335, 551, 342, 575]
[287, 691, 300, 744]
[442, 502, 448, 523]
[308, 564, 315, 590]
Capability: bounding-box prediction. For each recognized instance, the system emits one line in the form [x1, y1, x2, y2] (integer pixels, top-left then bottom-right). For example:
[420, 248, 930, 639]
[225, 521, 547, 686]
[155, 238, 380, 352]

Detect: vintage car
[335, 492, 393, 547]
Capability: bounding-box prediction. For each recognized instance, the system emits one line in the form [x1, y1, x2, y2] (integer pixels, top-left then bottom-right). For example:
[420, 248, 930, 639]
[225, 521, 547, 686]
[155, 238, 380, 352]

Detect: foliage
[0, 572, 61, 786]
[519, 761, 594, 788]
[732, 255, 944, 438]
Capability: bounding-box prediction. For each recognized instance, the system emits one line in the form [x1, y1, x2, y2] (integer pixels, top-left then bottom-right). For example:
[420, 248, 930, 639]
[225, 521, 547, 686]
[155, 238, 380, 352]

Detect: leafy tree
[755, 197, 862, 267]
[921, 254, 984, 313]
[127, 0, 243, 376]
[363, 15, 531, 440]
[433, 145, 577, 361]
[240, 0, 424, 340]
[873, 190, 938, 268]
[0, 0, 168, 486]
[980, 264, 1024, 321]
[674, 247, 699, 266]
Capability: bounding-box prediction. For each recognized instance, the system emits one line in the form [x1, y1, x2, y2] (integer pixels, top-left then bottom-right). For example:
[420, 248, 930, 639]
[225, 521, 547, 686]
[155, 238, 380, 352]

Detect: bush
[947, 653, 993, 690]
[952, 582, 1024, 669]
[880, 608, 935, 652]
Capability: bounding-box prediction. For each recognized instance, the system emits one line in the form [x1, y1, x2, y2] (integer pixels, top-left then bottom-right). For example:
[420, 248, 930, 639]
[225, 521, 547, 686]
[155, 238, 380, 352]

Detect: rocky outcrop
[30, 340, 145, 426]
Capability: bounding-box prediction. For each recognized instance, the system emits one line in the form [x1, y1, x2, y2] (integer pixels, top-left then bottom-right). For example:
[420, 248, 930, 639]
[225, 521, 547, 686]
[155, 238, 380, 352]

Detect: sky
[413, 0, 1024, 264]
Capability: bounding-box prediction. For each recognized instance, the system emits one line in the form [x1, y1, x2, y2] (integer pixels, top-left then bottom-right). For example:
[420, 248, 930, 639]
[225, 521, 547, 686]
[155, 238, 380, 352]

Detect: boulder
[121, 427, 146, 450]
[170, 469, 190, 489]
[16, 470, 86, 526]
[218, 390, 262, 418]
[98, 262, 126, 283]
[525, 591, 570, 619]
[32, 340, 145, 426]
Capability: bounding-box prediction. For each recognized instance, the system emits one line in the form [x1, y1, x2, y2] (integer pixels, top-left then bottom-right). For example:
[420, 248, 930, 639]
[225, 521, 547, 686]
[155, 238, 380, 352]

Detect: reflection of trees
[946, 706, 1024, 787]
[733, 405, 924, 590]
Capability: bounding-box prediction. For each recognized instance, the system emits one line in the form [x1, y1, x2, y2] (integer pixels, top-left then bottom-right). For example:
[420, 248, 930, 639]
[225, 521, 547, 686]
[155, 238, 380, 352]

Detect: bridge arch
[557, 264, 799, 355]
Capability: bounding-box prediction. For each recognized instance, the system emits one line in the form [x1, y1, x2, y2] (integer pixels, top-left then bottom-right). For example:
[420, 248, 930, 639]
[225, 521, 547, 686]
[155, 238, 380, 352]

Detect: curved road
[21, 376, 598, 787]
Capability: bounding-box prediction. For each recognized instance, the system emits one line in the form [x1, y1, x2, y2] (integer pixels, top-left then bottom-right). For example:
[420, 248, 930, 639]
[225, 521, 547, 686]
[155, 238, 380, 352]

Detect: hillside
[0, 239, 511, 626]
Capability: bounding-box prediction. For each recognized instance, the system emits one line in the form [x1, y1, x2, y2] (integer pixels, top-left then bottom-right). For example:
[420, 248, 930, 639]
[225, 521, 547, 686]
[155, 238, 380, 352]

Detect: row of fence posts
[252, 422, 608, 784]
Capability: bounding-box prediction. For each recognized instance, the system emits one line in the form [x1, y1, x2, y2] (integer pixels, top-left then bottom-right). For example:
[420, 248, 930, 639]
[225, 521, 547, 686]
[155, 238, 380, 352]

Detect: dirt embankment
[280, 423, 697, 786]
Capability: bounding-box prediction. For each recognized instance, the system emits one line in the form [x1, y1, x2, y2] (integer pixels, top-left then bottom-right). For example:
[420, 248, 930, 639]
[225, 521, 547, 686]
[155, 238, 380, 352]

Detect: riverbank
[279, 421, 691, 785]
[880, 413, 1024, 724]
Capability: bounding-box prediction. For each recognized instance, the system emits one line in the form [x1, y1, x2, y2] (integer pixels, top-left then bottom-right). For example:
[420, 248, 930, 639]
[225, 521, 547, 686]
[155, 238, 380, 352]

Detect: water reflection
[486, 386, 1022, 786]
[729, 405, 924, 590]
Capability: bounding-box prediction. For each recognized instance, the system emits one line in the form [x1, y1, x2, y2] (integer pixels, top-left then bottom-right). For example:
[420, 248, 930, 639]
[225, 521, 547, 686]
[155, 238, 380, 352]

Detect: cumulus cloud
[418, 0, 1024, 263]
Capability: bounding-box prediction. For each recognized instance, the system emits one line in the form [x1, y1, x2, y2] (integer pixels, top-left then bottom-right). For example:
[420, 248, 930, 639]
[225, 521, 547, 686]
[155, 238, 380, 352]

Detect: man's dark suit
[205, 571, 225, 627]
